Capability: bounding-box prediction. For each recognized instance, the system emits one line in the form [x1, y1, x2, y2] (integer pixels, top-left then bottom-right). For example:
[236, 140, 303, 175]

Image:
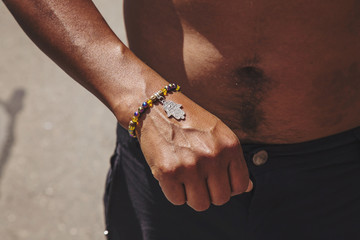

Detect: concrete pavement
[0, 1, 127, 239]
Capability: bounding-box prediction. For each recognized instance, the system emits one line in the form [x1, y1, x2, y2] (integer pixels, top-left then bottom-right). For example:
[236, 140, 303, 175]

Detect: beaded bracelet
[128, 83, 184, 138]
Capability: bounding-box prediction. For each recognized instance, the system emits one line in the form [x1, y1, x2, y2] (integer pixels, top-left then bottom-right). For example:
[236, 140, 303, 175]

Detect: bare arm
[3, 0, 252, 211]
[2, 0, 171, 126]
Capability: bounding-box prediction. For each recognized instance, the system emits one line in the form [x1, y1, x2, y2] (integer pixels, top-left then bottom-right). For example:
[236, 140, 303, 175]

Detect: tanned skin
[2, 0, 359, 211]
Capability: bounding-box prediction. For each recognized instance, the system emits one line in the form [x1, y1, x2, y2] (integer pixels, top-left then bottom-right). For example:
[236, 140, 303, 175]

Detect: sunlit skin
[126, 0, 360, 143]
[3, 0, 360, 211]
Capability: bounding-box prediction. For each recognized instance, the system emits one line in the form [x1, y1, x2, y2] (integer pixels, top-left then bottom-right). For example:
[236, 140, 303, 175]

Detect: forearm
[3, 0, 253, 211]
[2, 0, 169, 126]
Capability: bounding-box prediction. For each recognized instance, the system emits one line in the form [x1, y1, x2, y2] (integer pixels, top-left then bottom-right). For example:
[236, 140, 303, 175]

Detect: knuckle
[225, 135, 241, 150]
[152, 159, 203, 181]
[203, 148, 220, 159]
[182, 158, 199, 171]
[151, 165, 177, 181]
[152, 171, 164, 181]
[202, 136, 241, 161]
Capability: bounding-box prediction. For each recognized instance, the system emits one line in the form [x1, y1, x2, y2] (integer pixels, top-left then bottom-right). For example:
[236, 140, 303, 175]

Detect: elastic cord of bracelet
[128, 83, 181, 138]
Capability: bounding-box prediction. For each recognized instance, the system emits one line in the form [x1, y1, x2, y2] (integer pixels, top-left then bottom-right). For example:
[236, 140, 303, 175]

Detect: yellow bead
[162, 88, 167, 96]
[128, 125, 136, 131]
[147, 99, 153, 107]
[176, 85, 181, 91]
[132, 116, 138, 123]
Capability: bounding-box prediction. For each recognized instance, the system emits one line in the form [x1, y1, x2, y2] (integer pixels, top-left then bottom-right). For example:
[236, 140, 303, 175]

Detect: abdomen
[124, 0, 360, 143]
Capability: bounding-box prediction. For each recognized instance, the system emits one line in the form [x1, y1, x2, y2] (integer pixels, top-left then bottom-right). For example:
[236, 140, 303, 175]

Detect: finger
[159, 180, 186, 205]
[207, 170, 231, 206]
[228, 156, 250, 196]
[245, 179, 253, 192]
[184, 178, 211, 212]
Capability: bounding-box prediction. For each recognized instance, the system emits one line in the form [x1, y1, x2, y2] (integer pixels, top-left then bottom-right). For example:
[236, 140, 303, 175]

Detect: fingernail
[245, 180, 253, 192]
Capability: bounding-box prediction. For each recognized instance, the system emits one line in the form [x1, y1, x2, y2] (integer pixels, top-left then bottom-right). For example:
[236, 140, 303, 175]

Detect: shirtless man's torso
[3, 0, 360, 239]
[125, 0, 360, 143]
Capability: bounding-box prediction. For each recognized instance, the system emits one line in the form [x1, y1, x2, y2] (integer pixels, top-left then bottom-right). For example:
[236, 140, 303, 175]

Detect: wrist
[127, 83, 182, 138]
[136, 90, 221, 143]
[108, 49, 171, 127]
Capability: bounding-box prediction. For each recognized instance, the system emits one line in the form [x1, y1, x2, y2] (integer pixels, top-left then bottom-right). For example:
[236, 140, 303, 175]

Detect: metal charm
[163, 101, 185, 120]
[155, 93, 186, 120]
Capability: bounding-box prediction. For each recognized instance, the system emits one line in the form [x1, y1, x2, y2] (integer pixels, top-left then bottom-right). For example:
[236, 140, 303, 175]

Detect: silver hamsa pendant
[155, 92, 186, 120]
[163, 100, 185, 120]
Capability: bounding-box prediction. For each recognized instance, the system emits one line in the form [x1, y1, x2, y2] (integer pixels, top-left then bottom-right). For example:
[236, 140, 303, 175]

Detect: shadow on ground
[0, 88, 26, 196]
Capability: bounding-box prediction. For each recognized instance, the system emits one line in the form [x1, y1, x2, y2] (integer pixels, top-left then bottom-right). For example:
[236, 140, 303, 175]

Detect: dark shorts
[104, 125, 360, 240]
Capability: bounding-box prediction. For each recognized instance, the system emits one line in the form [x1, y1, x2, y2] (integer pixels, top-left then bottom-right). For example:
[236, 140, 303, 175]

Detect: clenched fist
[137, 93, 253, 211]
